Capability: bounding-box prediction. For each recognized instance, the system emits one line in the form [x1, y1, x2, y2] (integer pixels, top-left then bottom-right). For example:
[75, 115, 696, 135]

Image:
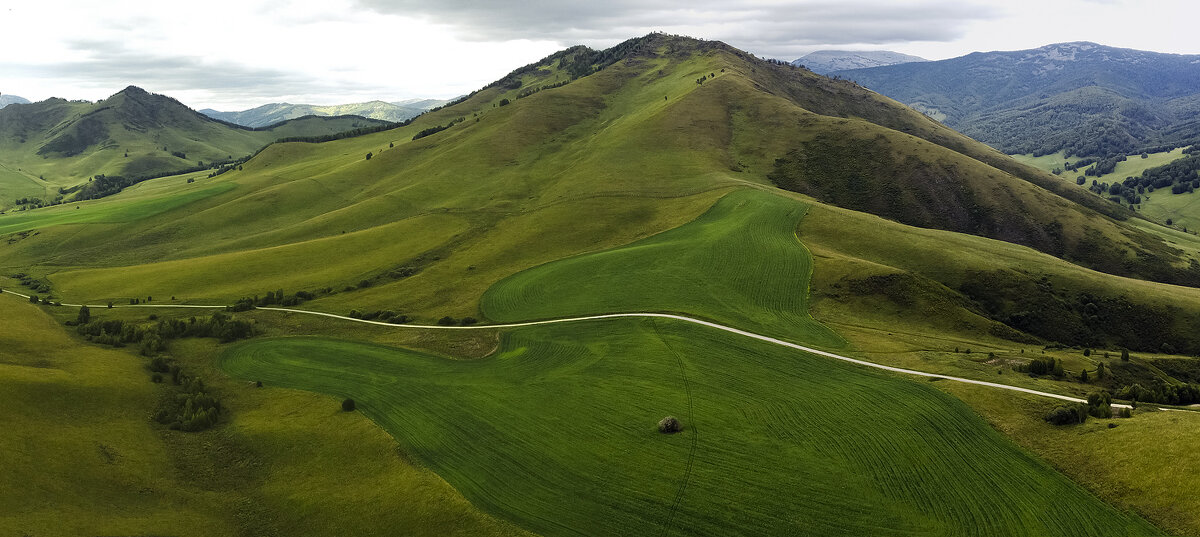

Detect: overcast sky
[2, 0, 1198, 110]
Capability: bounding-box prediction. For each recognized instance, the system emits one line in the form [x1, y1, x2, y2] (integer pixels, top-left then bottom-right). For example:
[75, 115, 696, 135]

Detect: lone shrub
[658, 416, 682, 434]
[342, 398, 356, 412]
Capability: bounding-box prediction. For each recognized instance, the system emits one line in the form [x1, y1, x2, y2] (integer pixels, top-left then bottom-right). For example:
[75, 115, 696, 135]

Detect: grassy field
[1010, 148, 1200, 229]
[941, 382, 1200, 536]
[1137, 189, 1200, 231]
[221, 320, 1158, 537]
[1009, 149, 1189, 184]
[0, 292, 529, 537]
[482, 189, 843, 347]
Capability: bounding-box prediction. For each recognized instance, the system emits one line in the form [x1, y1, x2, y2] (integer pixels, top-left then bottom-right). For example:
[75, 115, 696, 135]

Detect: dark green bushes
[77, 311, 255, 348]
[1045, 404, 1089, 425]
[153, 376, 221, 432]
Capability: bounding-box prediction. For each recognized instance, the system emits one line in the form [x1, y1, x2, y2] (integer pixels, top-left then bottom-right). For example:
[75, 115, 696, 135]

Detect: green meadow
[222, 320, 1158, 537]
[482, 190, 844, 347]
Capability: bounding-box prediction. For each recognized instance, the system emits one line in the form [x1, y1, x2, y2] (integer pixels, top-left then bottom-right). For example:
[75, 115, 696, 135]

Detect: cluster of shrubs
[12, 272, 50, 293]
[348, 309, 412, 324]
[152, 374, 221, 432]
[1018, 356, 1065, 377]
[28, 294, 61, 306]
[1045, 391, 1130, 425]
[437, 316, 478, 326]
[1116, 382, 1200, 406]
[411, 117, 464, 141]
[76, 310, 254, 349]
[229, 288, 325, 312]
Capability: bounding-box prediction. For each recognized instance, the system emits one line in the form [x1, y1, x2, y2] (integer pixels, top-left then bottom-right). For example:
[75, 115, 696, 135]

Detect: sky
[1, 0, 1198, 110]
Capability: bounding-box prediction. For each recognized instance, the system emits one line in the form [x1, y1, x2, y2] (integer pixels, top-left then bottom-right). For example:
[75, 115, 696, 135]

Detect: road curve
[1, 288, 1129, 408]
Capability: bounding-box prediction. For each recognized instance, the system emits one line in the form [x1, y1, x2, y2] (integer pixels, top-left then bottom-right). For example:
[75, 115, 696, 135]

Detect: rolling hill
[0, 86, 392, 198]
[832, 42, 1200, 158]
[5, 33, 1200, 535]
[200, 99, 446, 127]
[793, 50, 925, 74]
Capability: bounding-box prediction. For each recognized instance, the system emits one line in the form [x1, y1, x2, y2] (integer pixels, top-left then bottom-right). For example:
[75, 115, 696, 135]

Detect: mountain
[0, 94, 30, 109]
[0, 86, 391, 185]
[832, 42, 1200, 158]
[793, 50, 926, 74]
[201, 99, 446, 127]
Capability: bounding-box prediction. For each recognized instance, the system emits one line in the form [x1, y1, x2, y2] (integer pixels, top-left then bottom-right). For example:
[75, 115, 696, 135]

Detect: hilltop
[832, 42, 1200, 158]
[0, 86, 391, 198]
[793, 50, 925, 74]
[201, 99, 447, 127]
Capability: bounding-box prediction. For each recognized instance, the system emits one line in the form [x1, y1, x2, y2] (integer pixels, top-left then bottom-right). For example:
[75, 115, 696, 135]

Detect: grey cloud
[3, 38, 397, 108]
[356, 0, 996, 57]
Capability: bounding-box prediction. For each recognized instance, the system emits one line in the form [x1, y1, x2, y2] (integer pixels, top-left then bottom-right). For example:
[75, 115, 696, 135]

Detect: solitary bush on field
[658, 416, 682, 433]
[342, 398, 356, 411]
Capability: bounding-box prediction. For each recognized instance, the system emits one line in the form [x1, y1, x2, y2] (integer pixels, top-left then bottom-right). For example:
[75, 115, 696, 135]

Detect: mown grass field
[482, 190, 843, 347]
[0, 293, 529, 537]
[221, 319, 1158, 537]
[941, 382, 1200, 537]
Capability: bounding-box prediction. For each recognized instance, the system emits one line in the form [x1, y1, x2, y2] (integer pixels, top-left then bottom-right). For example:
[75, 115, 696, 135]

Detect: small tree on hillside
[1121, 349, 1130, 361]
[77, 305, 91, 325]
[342, 398, 356, 411]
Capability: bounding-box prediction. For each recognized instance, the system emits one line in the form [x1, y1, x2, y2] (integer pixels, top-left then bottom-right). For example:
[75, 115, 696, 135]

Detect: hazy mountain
[833, 42, 1200, 157]
[201, 99, 448, 127]
[793, 50, 926, 74]
[0, 94, 30, 109]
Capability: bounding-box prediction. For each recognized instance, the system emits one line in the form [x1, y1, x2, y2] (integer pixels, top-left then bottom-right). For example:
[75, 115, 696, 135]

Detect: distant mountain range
[832, 42, 1200, 158]
[792, 50, 926, 74]
[0, 86, 391, 182]
[0, 94, 30, 108]
[201, 98, 448, 127]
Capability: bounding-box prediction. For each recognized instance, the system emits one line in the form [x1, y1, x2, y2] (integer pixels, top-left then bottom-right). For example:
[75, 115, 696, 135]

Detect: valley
[5, 30, 1200, 537]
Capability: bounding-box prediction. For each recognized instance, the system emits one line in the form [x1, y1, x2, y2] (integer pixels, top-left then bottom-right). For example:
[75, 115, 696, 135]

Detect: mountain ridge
[793, 50, 926, 74]
[832, 42, 1200, 157]
[201, 98, 447, 127]
[0, 86, 392, 186]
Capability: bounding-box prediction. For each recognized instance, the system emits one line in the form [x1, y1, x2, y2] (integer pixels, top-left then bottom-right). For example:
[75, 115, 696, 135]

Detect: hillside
[201, 99, 445, 127]
[0, 87, 391, 197]
[5, 33, 1200, 535]
[833, 42, 1200, 158]
[793, 50, 925, 74]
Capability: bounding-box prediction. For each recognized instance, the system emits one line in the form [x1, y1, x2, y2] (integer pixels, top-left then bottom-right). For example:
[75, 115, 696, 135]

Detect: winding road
[2, 288, 1136, 409]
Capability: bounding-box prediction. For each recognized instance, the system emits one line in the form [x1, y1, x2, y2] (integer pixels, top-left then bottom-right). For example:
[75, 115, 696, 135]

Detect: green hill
[0, 86, 391, 205]
[5, 33, 1200, 535]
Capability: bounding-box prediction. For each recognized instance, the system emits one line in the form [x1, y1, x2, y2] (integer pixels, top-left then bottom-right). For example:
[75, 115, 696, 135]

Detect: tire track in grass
[651, 319, 697, 537]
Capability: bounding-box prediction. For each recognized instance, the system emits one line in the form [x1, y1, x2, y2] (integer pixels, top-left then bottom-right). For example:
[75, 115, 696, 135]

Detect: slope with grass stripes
[482, 189, 843, 347]
[221, 319, 1157, 537]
